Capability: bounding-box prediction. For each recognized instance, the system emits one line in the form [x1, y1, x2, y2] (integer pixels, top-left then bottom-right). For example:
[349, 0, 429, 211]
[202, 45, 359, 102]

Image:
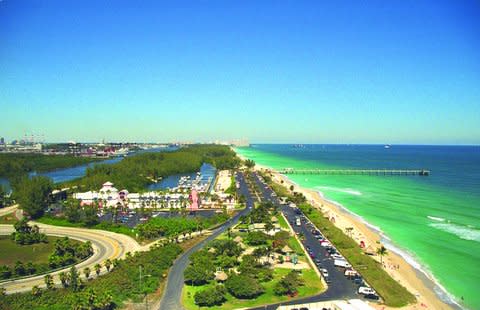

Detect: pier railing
[278, 168, 430, 176]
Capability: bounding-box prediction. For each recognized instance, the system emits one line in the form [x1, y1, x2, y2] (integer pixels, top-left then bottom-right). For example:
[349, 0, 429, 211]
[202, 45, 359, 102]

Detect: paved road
[247, 171, 362, 309]
[158, 171, 255, 310]
[0, 205, 18, 217]
[0, 222, 144, 294]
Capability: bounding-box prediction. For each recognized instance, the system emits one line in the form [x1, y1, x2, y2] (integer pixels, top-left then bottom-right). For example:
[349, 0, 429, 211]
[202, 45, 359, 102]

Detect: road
[0, 205, 18, 217]
[0, 222, 143, 294]
[158, 171, 255, 310]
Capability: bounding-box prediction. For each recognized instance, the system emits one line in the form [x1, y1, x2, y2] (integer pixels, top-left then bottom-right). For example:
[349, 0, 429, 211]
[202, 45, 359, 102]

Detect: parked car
[358, 286, 376, 295]
[334, 259, 352, 268]
[321, 268, 329, 278]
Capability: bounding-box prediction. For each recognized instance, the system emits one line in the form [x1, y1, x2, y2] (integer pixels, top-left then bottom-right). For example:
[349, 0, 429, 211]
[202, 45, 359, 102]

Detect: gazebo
[233, 236, 243, 243]
[215, 271, 228, 282]
[281, 245, 293, 254]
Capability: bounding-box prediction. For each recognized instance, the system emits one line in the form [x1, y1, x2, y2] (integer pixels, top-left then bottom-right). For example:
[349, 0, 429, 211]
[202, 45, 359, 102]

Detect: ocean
[235, 144, 480, 310]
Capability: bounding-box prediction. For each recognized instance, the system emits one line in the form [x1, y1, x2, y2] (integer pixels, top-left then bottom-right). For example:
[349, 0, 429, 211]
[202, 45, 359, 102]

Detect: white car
[321, 268, 329, 278]
[320, 241, 331, 247]
[358, 286, 376, 295]
[331, 253, 344, 260]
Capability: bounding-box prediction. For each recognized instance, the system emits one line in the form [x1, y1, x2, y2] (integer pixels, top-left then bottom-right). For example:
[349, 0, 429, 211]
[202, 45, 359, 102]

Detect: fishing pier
[279, 168, 430, 176]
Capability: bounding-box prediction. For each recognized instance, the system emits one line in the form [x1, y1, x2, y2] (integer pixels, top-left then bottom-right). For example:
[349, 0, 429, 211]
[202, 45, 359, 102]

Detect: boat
[384, 144, 391, 149]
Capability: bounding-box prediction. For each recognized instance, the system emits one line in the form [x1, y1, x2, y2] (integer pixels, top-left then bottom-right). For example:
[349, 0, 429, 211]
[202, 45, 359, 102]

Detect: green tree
[194, 285, 226, 307]
[244, 159, 255, 169]
[104, 259, 112, 272]
[44, 274, 54, 290]
[69, 266, 81, 291]
[0, 265, 12, 279]
[94, 263, 101, 276]
[225, 274, 264, 299]
[14, 261, 26, 276]
[184, 263, 214, 286]
[83, 267, 91, 280]
[13, 176, 53, 219]
[59, 271, 68, 288]
[31, 285, 41, 296]
[377, 245, 388, 265]
[274, 270, 304, 296]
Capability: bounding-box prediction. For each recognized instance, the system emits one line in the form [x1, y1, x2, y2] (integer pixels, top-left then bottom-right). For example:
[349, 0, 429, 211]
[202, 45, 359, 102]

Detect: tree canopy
[13, 176, 53, 219]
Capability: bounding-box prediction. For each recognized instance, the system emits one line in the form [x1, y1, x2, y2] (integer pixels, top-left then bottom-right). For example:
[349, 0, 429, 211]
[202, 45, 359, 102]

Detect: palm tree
[44, 274, 54, 290]
[31, 285, 41, 296]
[377, 245, 388, 265]
[104, 259, 112, 272]
[94, 263, 101, 276]
[345, 227, 354, 238]
[59, 271, 68, 288]
[83, 267, 91, 280]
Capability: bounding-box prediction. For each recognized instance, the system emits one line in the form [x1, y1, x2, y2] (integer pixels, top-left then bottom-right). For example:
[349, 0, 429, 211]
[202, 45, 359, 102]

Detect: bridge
[278, 168, 430, 176]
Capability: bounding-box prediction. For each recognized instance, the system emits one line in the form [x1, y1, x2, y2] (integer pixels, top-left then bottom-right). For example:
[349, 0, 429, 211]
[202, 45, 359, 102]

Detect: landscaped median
[181, 202, 324, 310]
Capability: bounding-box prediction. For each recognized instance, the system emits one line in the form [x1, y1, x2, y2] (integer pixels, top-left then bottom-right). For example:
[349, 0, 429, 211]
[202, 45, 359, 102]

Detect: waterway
[0, 147, 178, 191]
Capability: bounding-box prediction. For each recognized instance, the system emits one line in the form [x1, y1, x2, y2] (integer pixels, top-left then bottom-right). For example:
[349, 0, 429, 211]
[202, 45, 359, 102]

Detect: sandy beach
[235, 150, 454, 310]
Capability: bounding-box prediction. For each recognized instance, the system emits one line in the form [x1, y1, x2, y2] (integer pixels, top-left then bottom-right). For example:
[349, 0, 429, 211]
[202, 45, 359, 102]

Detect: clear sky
[0, 1, 479, 144]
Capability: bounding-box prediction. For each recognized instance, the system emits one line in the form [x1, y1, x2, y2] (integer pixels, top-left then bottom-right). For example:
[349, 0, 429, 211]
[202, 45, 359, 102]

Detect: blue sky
[0, 1, 479, 144]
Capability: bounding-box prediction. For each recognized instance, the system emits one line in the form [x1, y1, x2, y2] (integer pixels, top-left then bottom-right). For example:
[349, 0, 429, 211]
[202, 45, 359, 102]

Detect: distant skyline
[1, 1, 479, 145]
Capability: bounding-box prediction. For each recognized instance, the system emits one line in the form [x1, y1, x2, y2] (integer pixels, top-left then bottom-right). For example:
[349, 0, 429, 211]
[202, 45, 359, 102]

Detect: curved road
[0, 222, 144, 294]
[158, 171, 255, 310]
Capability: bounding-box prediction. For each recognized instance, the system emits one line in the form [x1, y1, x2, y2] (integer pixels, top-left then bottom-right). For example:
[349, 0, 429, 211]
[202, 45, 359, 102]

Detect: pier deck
[279, 168, 430, 176]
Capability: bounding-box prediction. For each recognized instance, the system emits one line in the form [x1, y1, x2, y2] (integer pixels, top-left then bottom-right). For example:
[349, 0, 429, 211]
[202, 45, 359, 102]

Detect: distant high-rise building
[0, 137, 4, 145]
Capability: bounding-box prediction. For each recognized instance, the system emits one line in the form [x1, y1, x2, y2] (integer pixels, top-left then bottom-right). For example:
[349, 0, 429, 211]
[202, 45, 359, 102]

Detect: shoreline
[234, 150, 458, 310]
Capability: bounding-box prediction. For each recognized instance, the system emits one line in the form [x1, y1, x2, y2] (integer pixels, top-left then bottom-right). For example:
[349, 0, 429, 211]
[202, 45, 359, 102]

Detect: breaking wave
[430, 223, 480, 242]
[427, 215, 446, 222]
[315, 186, 362, 196]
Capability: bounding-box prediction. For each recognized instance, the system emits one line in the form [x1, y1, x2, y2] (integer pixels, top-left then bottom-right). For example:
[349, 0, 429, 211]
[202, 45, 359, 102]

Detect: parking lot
[247, 171, 379, 309]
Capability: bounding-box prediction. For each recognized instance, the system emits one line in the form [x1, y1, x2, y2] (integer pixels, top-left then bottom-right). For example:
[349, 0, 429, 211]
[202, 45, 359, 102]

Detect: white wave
[427, 215, 446, 222]
[315, 186, 362, 196]
[313, 190, 462, 308]
[430, 223, 480, 242]
[382, 239, 463, 309]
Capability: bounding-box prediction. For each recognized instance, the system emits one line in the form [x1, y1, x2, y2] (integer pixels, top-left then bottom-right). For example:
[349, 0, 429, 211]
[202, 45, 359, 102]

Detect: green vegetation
[225, 274, 264, 299]
[13, 176, 53, 219]
[136, 213, 229, 240]
[0, 243, 182, 310]
[183, 268, 322, 310]
[0, 236, 87, 280]
[10, 218, 47, 245]
[64, 145, 240, 191]
[0, 153, 102, 179]
[273, 269, 304, 296]
[182, 200, 322, 309]
[244, 159, 255, 169]
[0, 184, 13, 208]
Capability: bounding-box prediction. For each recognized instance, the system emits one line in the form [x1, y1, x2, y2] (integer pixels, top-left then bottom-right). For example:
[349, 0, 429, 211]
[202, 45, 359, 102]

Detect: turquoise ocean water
[236, 144, 480, 310]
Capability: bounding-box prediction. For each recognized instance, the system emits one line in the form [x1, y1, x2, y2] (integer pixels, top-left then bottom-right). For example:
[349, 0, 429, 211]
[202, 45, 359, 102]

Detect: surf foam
[427, 215, 446, 222]
[430, 223, 480, 242]
[315, 185, 362, 196]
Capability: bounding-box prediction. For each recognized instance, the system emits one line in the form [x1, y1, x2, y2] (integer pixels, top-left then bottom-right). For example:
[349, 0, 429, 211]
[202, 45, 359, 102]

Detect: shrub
[274, 270, 304, 296]
[194, 285, 226, 307]
[225, 274, 264, 299]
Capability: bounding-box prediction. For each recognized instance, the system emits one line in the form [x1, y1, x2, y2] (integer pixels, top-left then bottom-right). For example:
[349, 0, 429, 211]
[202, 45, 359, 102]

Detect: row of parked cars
[299, 210, 380, 301]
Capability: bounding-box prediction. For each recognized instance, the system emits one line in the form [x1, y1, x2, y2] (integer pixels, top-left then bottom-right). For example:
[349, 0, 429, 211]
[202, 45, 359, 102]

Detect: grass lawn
[277, 213, 289, 229]
[0, 235, 82, 267]
[182, 268, 324, 310]
[0, 214, 17, 224]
